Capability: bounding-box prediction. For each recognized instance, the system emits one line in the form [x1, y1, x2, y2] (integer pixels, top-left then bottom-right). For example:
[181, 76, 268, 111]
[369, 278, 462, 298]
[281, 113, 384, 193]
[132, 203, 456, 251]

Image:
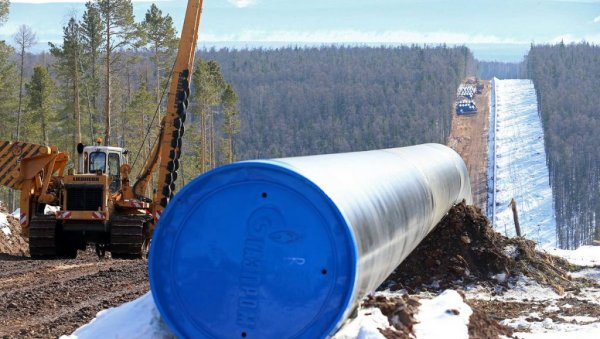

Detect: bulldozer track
[28, 215, 58, 258]
[110, 215, 146, 259]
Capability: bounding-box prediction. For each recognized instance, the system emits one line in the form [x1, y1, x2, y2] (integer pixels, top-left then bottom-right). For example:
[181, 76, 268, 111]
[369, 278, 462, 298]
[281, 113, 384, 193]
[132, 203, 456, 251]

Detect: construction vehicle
[456, 99, 477, 114]
[0, 0, 204, 259]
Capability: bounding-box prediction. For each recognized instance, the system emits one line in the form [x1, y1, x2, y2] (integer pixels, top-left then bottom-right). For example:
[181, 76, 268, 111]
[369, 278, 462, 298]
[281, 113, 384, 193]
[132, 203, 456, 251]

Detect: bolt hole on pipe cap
[149, 162, 358, 339]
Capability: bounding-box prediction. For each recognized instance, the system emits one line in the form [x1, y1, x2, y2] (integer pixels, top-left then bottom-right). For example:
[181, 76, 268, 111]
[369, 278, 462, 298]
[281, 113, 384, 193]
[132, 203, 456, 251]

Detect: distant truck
[456, 100, 477, 114]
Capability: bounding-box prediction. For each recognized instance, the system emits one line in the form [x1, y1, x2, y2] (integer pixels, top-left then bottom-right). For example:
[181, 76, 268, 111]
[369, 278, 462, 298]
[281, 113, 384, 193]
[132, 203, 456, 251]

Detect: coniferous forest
[477, 61, 523, 80]
[203, 46, 475, 160]
[526, 43, 600, 248]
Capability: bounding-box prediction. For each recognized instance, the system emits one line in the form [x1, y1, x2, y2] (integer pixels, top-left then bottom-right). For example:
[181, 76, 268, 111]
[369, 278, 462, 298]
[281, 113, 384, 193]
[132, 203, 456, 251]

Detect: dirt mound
[381, 202, 574, 294]
[0, 212, 29, 257]
[467, 303, 514, 338]
[362, 294, 421, 338]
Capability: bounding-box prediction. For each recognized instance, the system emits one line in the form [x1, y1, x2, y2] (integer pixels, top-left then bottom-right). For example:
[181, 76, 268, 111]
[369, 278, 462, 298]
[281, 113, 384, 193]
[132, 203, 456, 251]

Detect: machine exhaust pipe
[149, 143, 472, 338]
[76, 143, 85, 174]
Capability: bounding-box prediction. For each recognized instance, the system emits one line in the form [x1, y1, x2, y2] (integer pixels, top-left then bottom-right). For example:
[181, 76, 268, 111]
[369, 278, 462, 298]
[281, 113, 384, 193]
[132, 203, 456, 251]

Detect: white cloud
[550, 33, 600, 43]
[593, 15, 600, 23]
[199, 29, 527, 45]
[227, 0, 257, 8]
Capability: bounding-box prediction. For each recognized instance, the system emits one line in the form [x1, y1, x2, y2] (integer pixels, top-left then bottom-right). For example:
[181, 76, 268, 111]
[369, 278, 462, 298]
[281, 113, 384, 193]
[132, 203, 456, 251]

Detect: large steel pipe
[149, 143, 472, 338]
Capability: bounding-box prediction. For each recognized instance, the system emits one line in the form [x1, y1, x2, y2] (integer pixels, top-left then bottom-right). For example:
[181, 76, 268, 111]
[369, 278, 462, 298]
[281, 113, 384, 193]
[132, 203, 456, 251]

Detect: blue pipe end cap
[149, 162, 357, 339]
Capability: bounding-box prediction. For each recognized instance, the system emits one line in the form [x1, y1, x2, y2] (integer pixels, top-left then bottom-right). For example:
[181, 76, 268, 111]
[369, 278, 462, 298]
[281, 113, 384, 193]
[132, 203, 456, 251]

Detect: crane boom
[133, 0, 203, 227]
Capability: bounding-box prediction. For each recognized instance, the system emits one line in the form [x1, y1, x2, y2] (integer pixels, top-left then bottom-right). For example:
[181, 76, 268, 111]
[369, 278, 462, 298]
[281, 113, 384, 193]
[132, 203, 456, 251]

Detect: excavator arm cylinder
[148, 143, 472, 338]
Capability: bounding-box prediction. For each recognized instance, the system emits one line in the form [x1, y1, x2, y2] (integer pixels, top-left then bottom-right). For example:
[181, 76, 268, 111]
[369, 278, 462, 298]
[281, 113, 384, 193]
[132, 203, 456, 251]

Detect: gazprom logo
[268, 230, 301, 244]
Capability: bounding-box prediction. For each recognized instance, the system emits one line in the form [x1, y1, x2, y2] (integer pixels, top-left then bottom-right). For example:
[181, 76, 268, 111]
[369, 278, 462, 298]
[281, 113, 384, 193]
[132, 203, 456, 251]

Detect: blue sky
[1, 0, 599, 61]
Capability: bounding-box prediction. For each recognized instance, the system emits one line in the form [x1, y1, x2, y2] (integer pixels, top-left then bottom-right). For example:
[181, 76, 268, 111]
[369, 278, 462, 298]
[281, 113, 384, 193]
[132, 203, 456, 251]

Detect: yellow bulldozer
[0, 0, 204, 259]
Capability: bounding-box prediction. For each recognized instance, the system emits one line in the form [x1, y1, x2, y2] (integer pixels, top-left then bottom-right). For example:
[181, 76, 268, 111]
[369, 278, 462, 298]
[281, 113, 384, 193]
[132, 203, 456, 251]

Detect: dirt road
[447, 80, 491, 210]
[0, 250, 148, 338]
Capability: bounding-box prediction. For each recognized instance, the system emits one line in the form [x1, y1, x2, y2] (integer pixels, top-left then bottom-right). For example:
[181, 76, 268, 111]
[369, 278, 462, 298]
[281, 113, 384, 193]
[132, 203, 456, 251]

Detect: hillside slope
[489, 79, 556, 248]
[526, 44, 600, 248]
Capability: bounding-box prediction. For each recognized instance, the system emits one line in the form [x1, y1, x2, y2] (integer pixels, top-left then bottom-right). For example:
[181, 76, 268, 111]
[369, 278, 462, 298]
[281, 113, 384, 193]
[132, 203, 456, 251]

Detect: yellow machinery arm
[0, 140, 68, 235]
[132, 0, 203, 226]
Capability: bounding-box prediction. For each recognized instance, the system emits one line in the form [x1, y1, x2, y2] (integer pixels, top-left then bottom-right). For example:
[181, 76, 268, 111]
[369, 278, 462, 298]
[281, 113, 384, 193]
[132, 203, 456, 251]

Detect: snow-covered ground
[490, 79, 557, 248]
[0, 211, 10, 236]
[60, 293, 173, 339]
[547, 246, 600, 267]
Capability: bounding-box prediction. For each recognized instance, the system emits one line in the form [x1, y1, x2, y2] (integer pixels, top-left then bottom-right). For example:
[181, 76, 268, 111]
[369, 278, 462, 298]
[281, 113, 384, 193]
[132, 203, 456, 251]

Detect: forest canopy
[202, 45, 475, 160]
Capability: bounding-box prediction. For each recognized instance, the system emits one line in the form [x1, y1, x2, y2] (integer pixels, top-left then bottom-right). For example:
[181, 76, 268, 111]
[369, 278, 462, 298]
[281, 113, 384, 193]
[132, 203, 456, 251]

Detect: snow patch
[558, 315, 597, 323]
[60, 292, 173, 339]
[44, 205, 60, 215]
[570, 268, 600, 281]
[465, 275, 560, 301]
[492, 272, 507, 283]
[503, 244, 518, 259]
[0, 212, 10, 236]
[413, 290, 472, 339]
[333, 308, 388, 339]
[547, 246, 600, 267]
[507, 317, 600, 338]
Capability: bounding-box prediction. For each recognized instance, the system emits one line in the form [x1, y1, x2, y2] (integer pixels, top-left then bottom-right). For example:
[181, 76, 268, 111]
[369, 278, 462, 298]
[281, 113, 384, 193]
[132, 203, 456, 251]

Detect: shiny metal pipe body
[149, 143, 472, 338]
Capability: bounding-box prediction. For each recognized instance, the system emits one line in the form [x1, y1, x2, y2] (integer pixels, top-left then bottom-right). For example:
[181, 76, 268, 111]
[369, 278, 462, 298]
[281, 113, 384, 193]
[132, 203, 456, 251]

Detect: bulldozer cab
[79, 146, 128, 192]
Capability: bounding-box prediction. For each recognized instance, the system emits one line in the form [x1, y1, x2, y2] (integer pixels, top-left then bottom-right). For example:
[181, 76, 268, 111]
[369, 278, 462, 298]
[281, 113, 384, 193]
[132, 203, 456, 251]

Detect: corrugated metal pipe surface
[149, 143, 472, 339]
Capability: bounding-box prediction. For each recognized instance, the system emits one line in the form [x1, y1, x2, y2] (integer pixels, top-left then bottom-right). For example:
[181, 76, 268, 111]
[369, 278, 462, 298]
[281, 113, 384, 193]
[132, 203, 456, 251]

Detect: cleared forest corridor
[488, 79, 556, 248]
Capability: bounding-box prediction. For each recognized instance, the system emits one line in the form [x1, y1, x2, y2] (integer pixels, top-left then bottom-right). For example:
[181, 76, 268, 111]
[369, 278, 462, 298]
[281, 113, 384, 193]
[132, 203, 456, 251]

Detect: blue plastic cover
[149, 162, 358, 339]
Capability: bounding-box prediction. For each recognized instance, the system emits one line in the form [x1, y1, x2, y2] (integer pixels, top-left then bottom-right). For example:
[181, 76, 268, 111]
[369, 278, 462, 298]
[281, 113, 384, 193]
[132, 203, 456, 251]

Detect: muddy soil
[469, 296, 600, 331]
[0, 249, 148, 338]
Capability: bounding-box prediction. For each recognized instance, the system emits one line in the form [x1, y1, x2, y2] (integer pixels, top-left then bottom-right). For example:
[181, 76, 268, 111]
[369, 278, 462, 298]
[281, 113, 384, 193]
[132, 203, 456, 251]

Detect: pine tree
[140, 3, 177, 113]
[94, 0, 136, 146]
[124, 80, 156, 179]
[193, 59, 226, 172]
[220, 84, 240, 164]
[0, 0, 8, 26]
[25, 66, 56, 146]
[81, 1, 105, 142]
[50, 18, 83, 167]
[13, 25, 37, 142]
[0, 42, 16, 141]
